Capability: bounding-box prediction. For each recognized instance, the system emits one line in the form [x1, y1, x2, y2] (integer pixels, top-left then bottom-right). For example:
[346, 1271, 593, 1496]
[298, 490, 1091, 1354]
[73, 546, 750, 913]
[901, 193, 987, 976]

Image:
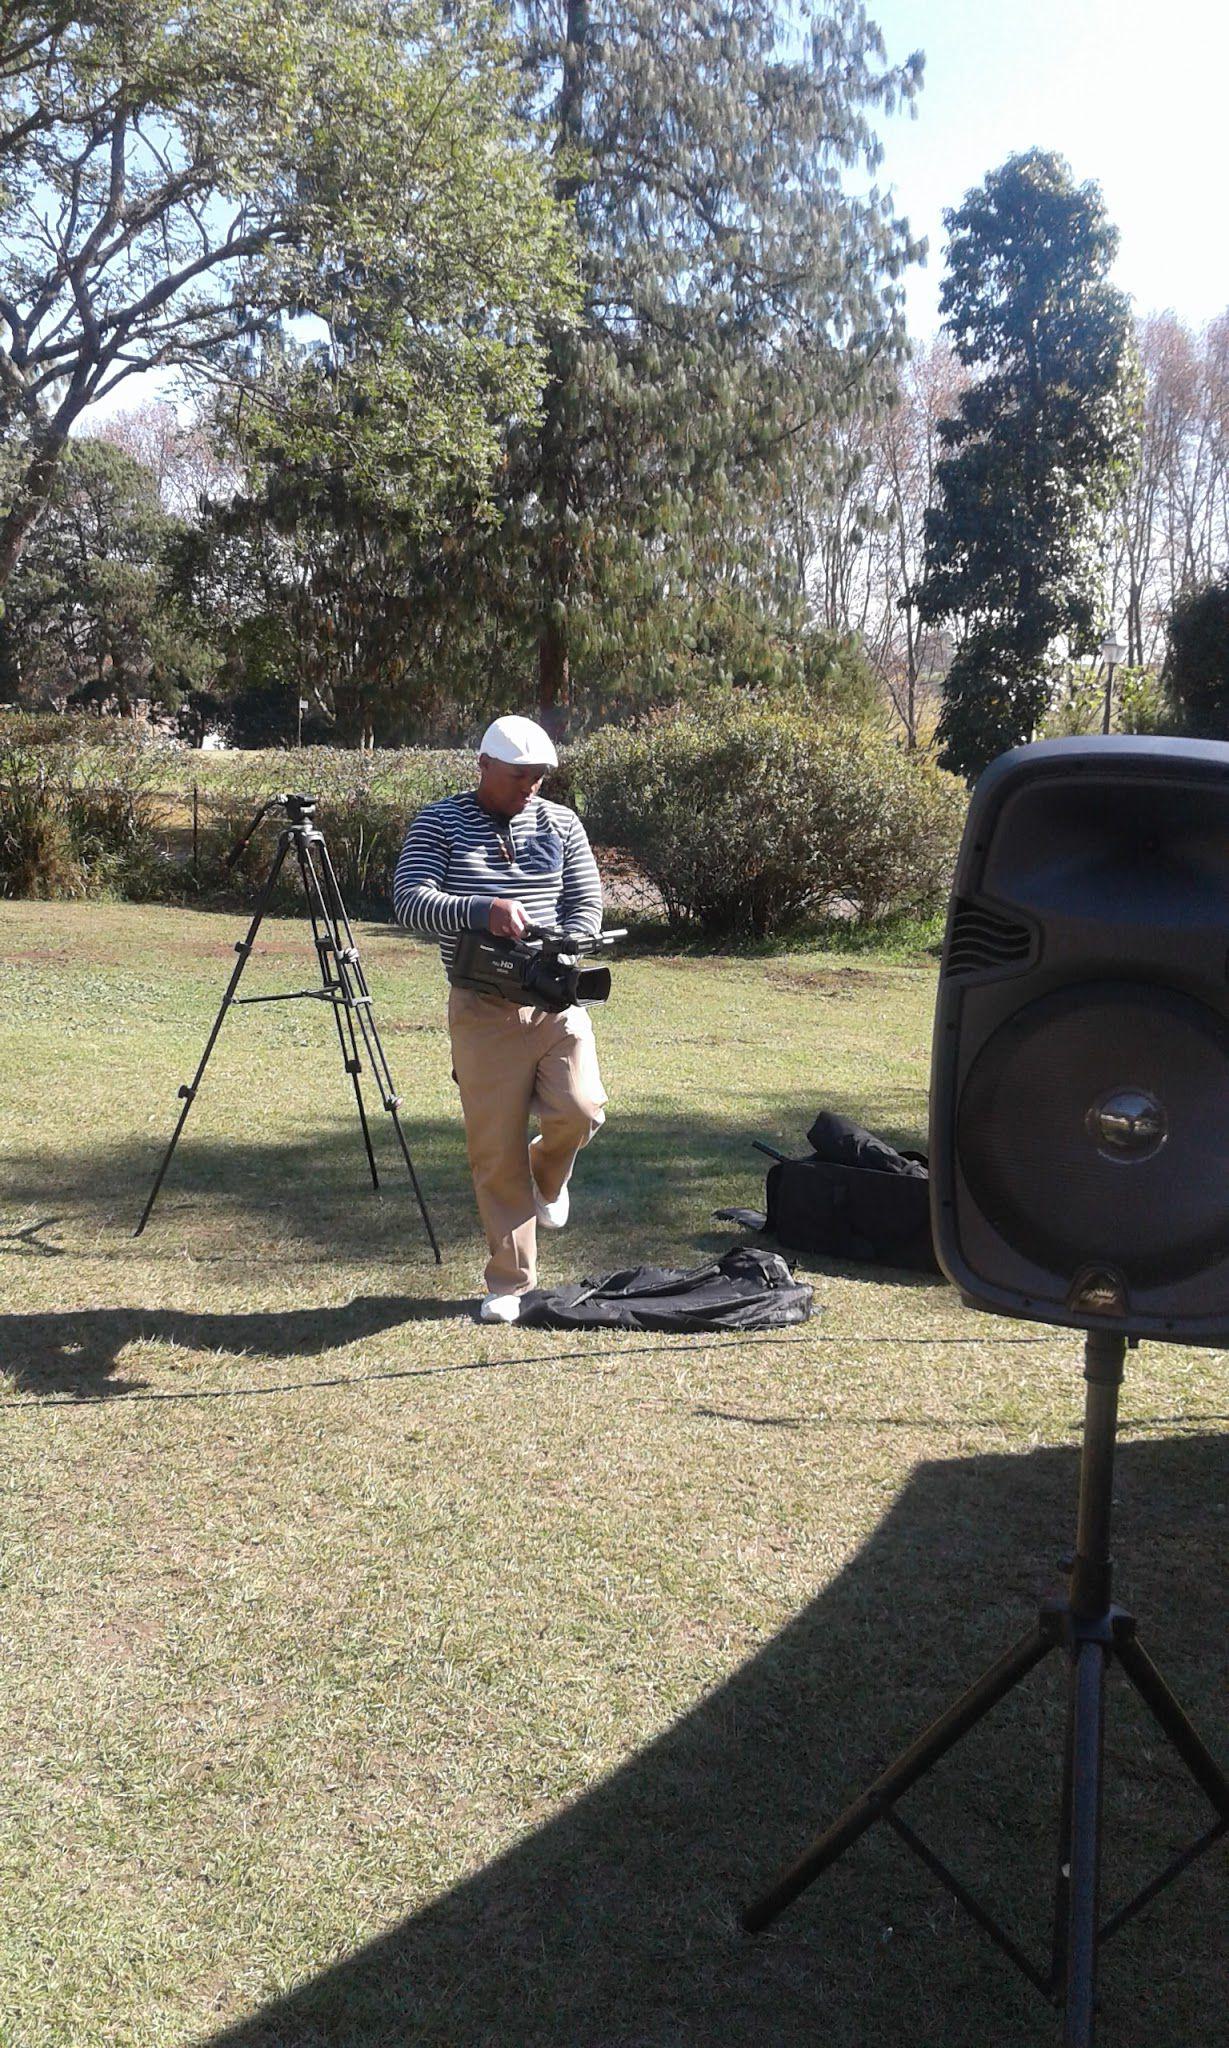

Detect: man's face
[477, 754, 548, 815]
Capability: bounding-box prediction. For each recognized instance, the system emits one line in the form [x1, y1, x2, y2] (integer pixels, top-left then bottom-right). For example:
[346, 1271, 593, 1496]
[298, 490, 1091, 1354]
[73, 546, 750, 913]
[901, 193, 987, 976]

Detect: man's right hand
[489, 897, 531, 938]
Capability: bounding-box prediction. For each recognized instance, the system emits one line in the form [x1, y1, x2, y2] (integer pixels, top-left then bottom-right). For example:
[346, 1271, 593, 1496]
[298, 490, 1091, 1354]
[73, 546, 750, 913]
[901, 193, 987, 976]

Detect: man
[393, 715, 607, 1323]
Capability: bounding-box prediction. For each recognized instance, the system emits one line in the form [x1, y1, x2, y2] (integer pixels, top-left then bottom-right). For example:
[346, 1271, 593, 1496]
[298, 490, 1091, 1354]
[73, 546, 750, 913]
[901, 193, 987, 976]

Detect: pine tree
[918, 150, 1137, 778]
[484, 1, 925, 726]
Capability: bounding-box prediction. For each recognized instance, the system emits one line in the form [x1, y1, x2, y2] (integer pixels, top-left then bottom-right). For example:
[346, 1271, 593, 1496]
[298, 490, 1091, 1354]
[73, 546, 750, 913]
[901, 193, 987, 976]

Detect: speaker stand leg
[742, 1620, 1052, 1934]
[1064, 1633, 1108, 2046]
[742, 1331, 1229, 2034]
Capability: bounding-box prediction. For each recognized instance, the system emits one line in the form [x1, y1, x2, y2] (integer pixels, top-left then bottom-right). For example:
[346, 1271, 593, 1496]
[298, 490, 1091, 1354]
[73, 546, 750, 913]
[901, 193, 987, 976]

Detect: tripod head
[226, 792, 320, 870]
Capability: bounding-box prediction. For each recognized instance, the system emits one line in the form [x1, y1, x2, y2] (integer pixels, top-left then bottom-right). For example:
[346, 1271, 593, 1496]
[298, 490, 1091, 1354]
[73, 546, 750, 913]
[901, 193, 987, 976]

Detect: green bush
[0, 728, 167, 899]
[0, 753, 83, 897]
[1043, 662, 1176, 737]
[1162, 574, 1229, 738]
[570, 707, 966, 938]
[188, 750, 471, 913]
[0, 710, 150, 753]
[0, 727, 474, 908]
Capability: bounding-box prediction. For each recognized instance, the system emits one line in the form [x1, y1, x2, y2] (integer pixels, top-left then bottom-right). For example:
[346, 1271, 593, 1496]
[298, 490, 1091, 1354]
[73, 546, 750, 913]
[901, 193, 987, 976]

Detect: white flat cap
[479, 715, 558, 768]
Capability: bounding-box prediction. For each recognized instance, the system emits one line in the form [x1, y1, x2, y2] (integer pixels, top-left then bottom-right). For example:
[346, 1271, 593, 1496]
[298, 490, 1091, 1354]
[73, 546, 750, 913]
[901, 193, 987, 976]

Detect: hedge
[0, 711, 966, 938]
[0, 719, 470, 910]
[568, 707, 966, 937]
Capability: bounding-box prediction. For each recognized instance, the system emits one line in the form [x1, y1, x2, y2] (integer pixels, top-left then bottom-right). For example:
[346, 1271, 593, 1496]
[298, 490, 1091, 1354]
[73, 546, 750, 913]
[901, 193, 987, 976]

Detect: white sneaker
[479, 1293, 522, 1324]
[529, 1135, 570, 1230]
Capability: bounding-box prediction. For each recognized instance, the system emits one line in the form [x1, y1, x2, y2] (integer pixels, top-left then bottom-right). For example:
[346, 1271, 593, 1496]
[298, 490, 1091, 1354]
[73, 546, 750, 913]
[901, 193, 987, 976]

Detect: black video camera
[448, 924, 624, 1012]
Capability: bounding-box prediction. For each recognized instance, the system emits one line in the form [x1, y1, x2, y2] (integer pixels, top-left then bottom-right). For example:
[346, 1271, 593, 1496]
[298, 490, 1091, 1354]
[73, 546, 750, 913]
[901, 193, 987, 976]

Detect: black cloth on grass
[516, 1247, 814, 1332]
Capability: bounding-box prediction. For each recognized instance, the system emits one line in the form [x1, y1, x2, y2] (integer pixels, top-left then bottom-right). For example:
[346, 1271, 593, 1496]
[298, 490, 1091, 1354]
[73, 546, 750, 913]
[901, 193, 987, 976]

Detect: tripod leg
[378, 1103, 442, 1263]
[296, 839, 380, 1188]
[314, 838, 443, 1264]
[743, 1621, 1052, 1932]
[1063, 1640, 1108, 2048]
[136, 836, 292, 1234]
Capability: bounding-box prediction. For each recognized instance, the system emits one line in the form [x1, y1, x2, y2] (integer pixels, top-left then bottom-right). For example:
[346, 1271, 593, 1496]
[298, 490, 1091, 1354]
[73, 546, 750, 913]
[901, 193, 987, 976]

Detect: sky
[867, 0, 1226, 337]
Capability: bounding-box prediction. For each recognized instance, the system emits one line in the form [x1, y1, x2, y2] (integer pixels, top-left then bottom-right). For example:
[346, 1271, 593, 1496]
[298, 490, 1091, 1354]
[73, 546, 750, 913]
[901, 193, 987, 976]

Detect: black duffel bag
[762, 1112, 939, 1274]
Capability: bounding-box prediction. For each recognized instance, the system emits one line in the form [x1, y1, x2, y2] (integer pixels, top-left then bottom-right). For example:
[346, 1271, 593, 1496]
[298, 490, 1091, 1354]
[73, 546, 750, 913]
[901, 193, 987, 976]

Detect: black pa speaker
[930, 735, 1229, 1343]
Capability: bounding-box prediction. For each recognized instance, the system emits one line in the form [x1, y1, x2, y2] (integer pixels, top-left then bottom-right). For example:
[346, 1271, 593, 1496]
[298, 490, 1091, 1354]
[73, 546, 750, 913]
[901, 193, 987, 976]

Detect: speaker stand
[743, 1330, 1229, 2045]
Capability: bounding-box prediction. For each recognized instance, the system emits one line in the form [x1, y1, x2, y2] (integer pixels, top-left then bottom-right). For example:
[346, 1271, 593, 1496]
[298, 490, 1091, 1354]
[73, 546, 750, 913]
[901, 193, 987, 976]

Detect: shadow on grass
[0, 1295, 479, 1400]
[0, 1090, 934, 1261]
[0, 1092, 955, 1401]
[197, 1431, 1227, 2048]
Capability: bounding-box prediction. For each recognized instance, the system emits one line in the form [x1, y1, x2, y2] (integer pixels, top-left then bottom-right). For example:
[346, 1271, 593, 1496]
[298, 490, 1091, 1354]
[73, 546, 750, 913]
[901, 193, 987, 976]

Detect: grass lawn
[1, 898, 1226, 2048]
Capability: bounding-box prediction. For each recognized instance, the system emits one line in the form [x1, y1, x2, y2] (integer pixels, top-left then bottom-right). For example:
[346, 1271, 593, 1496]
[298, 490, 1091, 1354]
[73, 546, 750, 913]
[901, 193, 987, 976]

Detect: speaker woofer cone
[956, 980, 1229, 1288]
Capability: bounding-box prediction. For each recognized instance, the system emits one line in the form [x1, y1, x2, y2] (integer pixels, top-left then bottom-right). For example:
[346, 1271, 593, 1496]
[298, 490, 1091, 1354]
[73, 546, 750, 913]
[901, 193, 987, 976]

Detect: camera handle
[523, 924, 627, 953]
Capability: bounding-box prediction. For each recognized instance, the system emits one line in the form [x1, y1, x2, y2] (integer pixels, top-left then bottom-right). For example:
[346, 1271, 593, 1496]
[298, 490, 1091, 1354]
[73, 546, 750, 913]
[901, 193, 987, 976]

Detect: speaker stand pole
[743, 1329, 1229, 2045]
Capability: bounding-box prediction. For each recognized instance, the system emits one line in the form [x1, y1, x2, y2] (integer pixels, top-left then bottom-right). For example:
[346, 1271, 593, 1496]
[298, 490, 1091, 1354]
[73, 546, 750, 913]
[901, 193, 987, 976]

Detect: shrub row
[197, 751, 468, 913]
[0, 720, 469, 910]
[0, 731, 168, 900]
[1, 710, 965, 937]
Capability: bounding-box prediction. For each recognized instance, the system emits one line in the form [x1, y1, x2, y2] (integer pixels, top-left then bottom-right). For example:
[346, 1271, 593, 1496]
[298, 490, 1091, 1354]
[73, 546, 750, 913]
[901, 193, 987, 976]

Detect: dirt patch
[764, 965, 888, 997]
[0, 946, 72, 967]
[592, 846, 666, 917]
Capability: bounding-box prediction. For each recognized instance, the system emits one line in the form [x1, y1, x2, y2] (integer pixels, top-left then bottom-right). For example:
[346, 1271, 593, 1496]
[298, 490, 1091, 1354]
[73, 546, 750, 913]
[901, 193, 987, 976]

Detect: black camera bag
[763, 1112, 939, 1273]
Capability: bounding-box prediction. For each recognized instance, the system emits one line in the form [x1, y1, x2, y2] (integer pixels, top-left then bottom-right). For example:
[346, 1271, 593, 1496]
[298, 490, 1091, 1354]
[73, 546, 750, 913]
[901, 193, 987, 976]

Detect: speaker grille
[956, 980, 1229, 1289]
[946, 899, 1034, 976]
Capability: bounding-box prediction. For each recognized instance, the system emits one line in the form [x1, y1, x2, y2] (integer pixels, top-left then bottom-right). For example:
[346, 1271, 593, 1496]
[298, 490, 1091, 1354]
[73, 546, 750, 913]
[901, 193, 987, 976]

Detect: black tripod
[136, 792, 440, 1261]
[744, 1329, 1229, 2044]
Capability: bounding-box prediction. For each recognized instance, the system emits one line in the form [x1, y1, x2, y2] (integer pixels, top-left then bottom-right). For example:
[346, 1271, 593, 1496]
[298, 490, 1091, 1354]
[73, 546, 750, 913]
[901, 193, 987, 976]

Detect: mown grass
[1, 901, 1226, 2048]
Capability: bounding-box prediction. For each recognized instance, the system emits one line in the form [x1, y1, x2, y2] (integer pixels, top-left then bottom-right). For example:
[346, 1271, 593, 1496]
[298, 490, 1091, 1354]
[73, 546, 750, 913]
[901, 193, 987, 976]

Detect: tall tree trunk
[535, 0, 588, 733]
[0, 435, 69, 588]
[1127, 580, 1143, 668]
[538, 610, 570, 733]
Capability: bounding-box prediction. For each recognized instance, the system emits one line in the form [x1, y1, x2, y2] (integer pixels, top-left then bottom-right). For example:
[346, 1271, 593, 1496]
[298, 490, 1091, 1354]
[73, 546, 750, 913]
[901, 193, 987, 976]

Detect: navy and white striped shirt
[392, 791, 603, 974]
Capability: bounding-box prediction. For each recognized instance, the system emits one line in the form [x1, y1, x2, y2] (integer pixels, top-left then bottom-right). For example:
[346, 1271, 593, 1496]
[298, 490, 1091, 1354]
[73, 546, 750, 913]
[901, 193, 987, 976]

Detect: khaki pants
[448, 987, 607, 1295]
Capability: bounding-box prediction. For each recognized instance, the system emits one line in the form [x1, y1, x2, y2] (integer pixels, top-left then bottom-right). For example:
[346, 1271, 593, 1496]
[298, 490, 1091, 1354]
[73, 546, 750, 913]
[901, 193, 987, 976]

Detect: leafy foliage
[406, 0, 923, 728]
[0, 719, 169, 897]
[570, 705, 965, 937]
[0, 440, 213, 714]
[191, 749, 470, 910]
[1042, 660, 1176, 738]
[1162, 573, 1229, 738]
[0, 0, 578, 582]
[918, 151, 1137, 778]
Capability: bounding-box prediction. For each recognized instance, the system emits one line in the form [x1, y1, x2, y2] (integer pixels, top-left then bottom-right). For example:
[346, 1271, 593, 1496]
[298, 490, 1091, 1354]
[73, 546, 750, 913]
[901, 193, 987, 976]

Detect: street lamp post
[1100, 631, 1126, 735]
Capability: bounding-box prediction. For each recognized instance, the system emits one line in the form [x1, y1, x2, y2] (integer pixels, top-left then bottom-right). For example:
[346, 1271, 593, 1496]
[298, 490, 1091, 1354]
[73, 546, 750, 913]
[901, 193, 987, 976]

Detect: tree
[0, 436, 213, 711]
[197, 470, 452, 748]
[775, 335, 966, 745]
[449, 0, 924, 728]
[873, 338, 966, 746]
[91, 400, 232, 520]
[918, 150, 1137, 778]
[0, 0, 577, 585]
[1162, 571, 1229, 738]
